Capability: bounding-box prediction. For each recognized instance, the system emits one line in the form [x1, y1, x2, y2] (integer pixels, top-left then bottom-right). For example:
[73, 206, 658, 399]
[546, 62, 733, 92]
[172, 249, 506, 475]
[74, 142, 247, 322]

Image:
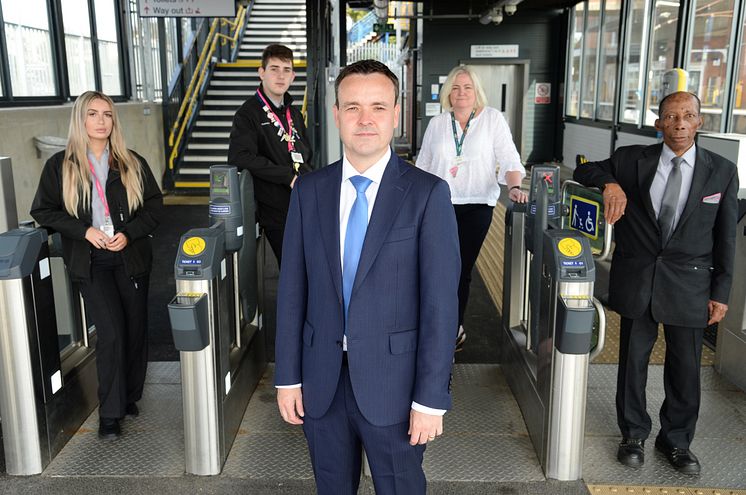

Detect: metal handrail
[589, 297, 606, 361]
[560, 179, 614, 261]
[168, 5, 247, 171]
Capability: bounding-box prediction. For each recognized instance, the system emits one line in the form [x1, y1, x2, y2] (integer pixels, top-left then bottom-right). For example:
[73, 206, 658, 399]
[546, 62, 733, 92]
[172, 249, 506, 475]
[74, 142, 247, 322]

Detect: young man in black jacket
[228, 44, 313, 265]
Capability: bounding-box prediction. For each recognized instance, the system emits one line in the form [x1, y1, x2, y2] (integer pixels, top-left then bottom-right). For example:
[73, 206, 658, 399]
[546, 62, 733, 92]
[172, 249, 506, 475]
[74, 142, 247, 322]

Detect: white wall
[615, 131, 657, 149]
[0, 102, 165, 224]
[563, 122, 613, 166]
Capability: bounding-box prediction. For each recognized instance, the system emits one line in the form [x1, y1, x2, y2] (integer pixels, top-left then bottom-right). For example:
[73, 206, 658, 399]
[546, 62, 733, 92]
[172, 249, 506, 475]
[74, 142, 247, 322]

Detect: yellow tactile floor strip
[587, 485, 746, 495]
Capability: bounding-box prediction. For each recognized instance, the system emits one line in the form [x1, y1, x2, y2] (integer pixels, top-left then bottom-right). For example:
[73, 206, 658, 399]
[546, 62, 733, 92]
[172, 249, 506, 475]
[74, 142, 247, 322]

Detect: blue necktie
[343, 176, 373, 325]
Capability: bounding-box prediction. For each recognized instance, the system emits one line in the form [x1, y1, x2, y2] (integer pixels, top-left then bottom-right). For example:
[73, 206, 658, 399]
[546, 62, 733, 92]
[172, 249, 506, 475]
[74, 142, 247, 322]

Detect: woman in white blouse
[417, 65, 527, 351]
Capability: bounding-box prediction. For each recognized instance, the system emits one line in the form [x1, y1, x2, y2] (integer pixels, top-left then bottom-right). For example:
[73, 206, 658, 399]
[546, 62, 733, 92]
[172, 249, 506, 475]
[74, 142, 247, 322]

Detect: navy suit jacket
[573, 143, 738, 328]
[274, 153, 460, 427]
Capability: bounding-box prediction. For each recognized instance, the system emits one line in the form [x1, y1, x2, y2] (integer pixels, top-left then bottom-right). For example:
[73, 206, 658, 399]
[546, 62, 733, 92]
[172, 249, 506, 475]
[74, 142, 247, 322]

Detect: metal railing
[164, 5, 248, 178]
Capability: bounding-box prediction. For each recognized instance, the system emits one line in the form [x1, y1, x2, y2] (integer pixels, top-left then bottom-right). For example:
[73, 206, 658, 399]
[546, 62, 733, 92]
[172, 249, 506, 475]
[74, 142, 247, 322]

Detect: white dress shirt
[416, 106, 525, 205]
[278, 147, 445, 416]
[650, 143, 697, 229]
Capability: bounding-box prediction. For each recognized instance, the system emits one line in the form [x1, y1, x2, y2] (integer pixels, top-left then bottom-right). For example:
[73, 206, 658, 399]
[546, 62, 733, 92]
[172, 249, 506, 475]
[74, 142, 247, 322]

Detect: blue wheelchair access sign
[569, 195, 600, 240]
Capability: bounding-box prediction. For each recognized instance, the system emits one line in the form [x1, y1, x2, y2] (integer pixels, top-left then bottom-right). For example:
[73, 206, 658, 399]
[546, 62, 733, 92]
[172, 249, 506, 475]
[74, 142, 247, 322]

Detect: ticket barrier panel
[500, 168, 607, 480]
[715, 200, 746, 391]
[168, 166, 265, 475]
[0, 228, 97, 475]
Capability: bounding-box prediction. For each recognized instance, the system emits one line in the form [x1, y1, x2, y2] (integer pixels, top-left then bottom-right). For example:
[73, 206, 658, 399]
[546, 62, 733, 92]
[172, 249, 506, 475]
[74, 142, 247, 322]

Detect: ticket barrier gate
[168, 165, 265, 475]
[501, 166, 608, 480]
[0, 228, 97, 475]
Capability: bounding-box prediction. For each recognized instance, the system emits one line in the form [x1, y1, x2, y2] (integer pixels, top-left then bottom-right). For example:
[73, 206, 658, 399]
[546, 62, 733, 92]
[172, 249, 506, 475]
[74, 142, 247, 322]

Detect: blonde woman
[417, 65, 527, 352]
[31, 91, 162, 440]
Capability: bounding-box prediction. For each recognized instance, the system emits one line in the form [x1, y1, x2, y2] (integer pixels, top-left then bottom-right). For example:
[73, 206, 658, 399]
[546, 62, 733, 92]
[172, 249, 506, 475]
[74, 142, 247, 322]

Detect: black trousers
[78, 250, 149, 419]
[263, 225, 285, 268]
[617, 307, 704, 448]
[453, 204, 494, 326]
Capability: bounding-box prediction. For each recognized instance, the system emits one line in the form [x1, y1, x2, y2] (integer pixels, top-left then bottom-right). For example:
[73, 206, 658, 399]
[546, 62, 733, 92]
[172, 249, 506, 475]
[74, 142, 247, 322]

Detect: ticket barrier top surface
[0, 228, 46, 279]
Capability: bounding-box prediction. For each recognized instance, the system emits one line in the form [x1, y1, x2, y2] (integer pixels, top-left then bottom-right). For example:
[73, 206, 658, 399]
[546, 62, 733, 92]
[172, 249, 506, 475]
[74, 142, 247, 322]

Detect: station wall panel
[562, 122, 612, 167]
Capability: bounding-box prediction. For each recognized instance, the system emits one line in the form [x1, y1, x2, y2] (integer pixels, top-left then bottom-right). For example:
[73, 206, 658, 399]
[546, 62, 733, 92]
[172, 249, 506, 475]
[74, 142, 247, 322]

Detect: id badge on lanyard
[89, 160, 114, 238]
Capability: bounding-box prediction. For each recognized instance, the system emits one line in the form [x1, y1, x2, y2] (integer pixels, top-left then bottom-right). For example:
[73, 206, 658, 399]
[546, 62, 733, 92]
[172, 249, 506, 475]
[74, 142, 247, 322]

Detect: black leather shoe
[617, 438, 645, 467]
[125, 403, 139, 417]
[98, 418, 121, 440]
[655, 436, 700, 475]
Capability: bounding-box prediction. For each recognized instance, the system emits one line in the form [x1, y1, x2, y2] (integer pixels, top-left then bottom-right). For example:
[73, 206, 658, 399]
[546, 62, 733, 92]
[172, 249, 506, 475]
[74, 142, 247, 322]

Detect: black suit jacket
[573, 143, 738, 328]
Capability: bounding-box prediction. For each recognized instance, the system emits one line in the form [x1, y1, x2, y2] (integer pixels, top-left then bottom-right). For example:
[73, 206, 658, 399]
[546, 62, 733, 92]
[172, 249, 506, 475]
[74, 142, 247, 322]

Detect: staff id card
[290, 152, 304, 164]
[101, 216, 115, 238]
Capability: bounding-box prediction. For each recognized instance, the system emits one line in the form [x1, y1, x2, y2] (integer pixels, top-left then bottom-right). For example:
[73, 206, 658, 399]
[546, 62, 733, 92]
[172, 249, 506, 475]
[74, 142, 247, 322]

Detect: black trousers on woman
[453, 204, 494, 326]
[78, 250, 149, 419]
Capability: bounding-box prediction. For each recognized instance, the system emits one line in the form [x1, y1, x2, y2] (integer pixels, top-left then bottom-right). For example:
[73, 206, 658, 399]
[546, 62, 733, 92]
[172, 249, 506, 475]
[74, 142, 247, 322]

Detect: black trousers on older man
[78, 250, 149, 419]
[616, 306, 704, 449]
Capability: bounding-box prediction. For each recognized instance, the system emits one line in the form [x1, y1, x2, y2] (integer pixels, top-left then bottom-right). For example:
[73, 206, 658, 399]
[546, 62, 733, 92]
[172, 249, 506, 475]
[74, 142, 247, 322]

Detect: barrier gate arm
[589, 297, 607, 362]
[560, 180, 614, 261]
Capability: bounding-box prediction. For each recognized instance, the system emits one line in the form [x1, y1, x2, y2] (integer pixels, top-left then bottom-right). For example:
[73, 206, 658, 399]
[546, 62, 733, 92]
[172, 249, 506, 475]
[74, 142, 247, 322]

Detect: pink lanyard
[88, 160, 110, 217]
[256, 89, 296, 152]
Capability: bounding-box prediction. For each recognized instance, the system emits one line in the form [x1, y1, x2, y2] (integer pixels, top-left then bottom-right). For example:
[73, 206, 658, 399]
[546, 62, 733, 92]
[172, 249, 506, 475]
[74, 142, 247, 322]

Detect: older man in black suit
[574, 91, 738, 475]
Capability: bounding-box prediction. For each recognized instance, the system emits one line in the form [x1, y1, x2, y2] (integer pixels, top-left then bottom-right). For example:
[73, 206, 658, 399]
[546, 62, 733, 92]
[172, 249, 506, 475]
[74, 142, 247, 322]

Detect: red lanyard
[256, 89, 296, 152]
[88, 160, 110, 217]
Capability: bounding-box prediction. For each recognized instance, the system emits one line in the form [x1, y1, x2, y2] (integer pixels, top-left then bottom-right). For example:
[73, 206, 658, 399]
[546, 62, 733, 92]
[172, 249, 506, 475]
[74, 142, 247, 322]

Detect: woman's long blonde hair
[62, 91, 144, 217]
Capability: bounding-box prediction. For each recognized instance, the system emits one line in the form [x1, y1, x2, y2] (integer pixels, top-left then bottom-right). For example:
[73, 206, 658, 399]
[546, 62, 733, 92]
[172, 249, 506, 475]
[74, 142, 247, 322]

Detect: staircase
[173, 0, 308, 191]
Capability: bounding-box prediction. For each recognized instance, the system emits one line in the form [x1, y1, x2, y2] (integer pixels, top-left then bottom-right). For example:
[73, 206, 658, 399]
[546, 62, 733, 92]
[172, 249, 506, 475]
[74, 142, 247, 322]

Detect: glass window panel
[94, 0, 122, 95]
[731, 14, 746, 133]
[580, 0, 601, 118]
[567, 2, 585, 117]
[1, 0, 57, 96]
[62, 0, 95, 96]
[620, 0, 648, 123]
[687, 0, 735, 132]
[597, 0, 621, 120]
[165, 18, 180, 84]
[181, 17, 195, 57]
[644, 0, 679, 126]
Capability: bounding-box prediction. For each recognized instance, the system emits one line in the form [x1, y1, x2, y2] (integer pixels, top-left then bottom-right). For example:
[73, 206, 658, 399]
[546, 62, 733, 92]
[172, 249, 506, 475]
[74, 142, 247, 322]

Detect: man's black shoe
[98, 418, 121, 440]
[655, 436, 700, 475]
[125, 403, 139, 417]
[617, 438, 645, 467]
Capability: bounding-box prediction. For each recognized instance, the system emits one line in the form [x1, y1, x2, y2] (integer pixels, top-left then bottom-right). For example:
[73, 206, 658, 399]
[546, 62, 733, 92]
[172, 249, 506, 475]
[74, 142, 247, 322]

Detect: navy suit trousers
[302, 361, 426, 495]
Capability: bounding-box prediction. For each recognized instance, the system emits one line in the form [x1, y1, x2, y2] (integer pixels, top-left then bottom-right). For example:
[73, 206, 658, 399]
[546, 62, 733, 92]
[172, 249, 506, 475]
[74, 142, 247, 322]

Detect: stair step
[183, 155, 228, 163]
[187, 143, 229, 150]
[193, 131, 231, 138]
[199, 109, 240, 116]
[193, 120, 232, 127]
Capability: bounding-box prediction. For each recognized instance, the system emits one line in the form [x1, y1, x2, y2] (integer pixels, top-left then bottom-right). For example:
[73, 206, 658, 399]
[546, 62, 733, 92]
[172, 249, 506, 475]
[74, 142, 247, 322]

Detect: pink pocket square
[702, 193, 721, 204]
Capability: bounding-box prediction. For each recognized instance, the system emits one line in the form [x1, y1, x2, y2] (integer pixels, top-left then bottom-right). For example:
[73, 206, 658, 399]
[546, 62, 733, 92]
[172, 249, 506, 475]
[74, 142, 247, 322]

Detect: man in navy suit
[574, 91, 738, 475]
[274, 59, 460, 494]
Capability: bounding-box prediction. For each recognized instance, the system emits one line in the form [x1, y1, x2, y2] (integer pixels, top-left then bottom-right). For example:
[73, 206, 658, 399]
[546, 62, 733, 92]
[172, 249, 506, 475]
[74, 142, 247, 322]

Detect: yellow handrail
[168, 5, 247, 170]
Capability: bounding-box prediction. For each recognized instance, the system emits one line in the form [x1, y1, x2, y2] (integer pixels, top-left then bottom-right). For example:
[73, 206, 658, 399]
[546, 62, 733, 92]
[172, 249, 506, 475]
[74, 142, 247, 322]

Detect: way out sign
[139, 0, 236, 17]
[569, 195, 599, 240]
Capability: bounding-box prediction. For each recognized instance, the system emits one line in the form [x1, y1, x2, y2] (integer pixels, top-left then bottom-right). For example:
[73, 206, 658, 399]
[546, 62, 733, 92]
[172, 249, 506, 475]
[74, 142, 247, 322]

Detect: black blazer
[227, 87, 312, 229]
[573, 143, 738, 328]
[31, 150, 163, 282]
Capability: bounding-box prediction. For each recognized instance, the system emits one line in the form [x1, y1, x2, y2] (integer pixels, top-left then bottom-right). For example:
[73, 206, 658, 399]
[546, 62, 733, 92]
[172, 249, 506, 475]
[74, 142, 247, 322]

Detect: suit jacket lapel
[317, 162, 343, 304]
[675, 147, 713, 232]
[637, 143, 663, 228]
[352, 155, 411, 294]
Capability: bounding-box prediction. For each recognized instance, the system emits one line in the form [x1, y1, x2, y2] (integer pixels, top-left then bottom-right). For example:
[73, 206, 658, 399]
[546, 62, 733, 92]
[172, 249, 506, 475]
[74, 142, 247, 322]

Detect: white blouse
[416, 106, 525, 206]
